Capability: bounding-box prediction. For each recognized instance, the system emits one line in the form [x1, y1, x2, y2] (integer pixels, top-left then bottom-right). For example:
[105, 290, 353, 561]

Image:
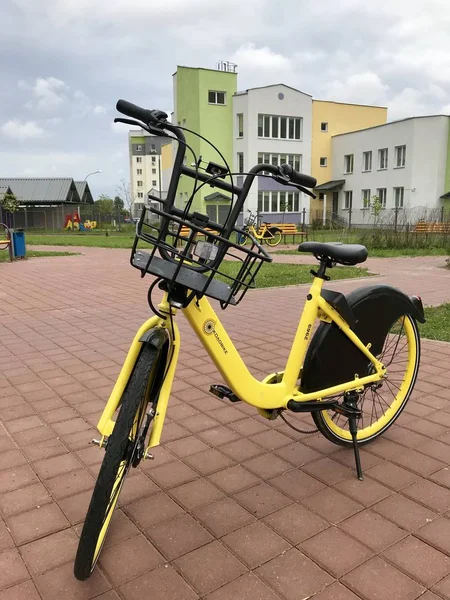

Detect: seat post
[310, 258, 332, 281]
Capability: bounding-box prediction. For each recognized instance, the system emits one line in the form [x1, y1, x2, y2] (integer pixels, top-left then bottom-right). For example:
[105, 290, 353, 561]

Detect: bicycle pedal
[209, 384, 241, 403]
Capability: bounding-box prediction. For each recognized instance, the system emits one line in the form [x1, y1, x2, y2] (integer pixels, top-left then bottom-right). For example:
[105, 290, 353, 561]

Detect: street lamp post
[83, 170, 102, 224]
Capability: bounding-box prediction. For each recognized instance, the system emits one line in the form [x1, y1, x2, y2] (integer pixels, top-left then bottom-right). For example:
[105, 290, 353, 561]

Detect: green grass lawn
[25, 233, 134, 248]
[0, 250, 78, 263]
[219, 262, 372, 288]
[275, 247, 450, 258]
[420, 304, 450, 342]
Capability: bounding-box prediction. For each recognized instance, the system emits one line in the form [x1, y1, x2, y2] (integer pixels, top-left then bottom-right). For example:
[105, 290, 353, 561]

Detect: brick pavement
[0, 247, 449, 599]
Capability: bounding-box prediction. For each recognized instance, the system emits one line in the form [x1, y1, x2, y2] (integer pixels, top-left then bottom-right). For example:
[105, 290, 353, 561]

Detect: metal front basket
[130, 205, 271, 309]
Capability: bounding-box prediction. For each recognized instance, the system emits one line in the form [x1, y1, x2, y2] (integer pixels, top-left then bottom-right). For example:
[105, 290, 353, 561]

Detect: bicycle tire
[313, 314, 420, 446]
[264, 228, 282, 247]
[74, 343, 160, 580]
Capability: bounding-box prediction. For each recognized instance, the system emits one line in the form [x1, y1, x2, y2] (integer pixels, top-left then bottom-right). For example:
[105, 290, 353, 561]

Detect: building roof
[74, 181, 94, 204]
[234, 84, 312, 97]
[440, 191, 450, 199]
[0, 178, 81, 205]
[0, 185, 12, 196]
[313, 99, 388, 109]
[332, 114, 449, 138]
[173, 65, 238, 77]
[314, 180, 346, 191]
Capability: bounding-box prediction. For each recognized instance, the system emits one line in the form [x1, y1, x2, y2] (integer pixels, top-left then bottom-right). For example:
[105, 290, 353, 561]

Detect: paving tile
[34, 561, 110, 600]
[309, 581, 361, 600]
[6, 502, 70, 545]
[255, 547, 333, 600]
[58, 490, 92, 525]
[342, 556, 425, 600]
[0, 483, 52, 518]
[205, 573, 280, 600]
[373, 493, 438, 531]
[0, 465, 37, 494]
[416, 516, 450, 555]
[125, 492, 184, 529]
[334, 476, 393, 507]
[365, 461, 419, 491]
[0, 548, 30, 591]
[270, 469, 325, 501]
[242, 452, 291, 479]
[230, 417, 270, 436]
[146, 513, 213, 560]
[382, 535, 450, 587]
[192, 497, 256, 537]
[197, 425, 241, 447]
[21, 438, 67, 462]
[250, 429, 293, 451]
[207, 465, 260, 495]
[273, 440, 322, 466]
[174, 540, 247, 596]
[219, 438, 265, 462]
[20, 528, 79, 576]
[0, 580, 41, 600]
[0, 450, 26, 472]
[32, 453, 81, 479]
[44, 468, 94, 499]
[222, 521, 290, 568]
[234, 482, 293, 518]
[165, 435, 209, 457]
[148, 459, 199, 489]
[402, 478, 450, 513]
[99, 534, 164, 586]
[302, 457, 354, 485]
[183, 448, 235, 475]
[182, 414, 218, 433]
[117, 472, 158, 506]
[432, 574, 450, 599]
[302, 487, 364, 524]
[263, 503, 329, 545]
[169, 478, 223, 511]
[102, 509, 141, 549]
[300, 526, 373, 577]
[118, 563, 198, 600]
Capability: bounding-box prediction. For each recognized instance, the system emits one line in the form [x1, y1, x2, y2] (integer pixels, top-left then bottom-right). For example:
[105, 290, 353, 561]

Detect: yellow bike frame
[96, 275, 385, 450]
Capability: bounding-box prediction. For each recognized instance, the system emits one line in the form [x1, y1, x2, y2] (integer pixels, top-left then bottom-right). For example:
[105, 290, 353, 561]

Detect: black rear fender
[301, 285, 423, 394]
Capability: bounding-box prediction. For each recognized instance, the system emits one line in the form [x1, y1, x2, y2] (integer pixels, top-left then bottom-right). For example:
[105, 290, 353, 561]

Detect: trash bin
[12, 229, 26, 258]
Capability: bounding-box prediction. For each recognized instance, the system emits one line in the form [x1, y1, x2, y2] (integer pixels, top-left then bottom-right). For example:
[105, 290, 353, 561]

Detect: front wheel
[74, 343, 163, 580]
[264, 228, 282, 247]
[313, 314, 421, 446]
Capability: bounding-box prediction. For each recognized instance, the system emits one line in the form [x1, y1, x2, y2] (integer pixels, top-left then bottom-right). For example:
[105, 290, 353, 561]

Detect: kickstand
[348, 415, 363, 481]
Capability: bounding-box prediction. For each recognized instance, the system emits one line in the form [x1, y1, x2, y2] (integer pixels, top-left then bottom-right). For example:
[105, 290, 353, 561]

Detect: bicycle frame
[96, 275, 385, 450]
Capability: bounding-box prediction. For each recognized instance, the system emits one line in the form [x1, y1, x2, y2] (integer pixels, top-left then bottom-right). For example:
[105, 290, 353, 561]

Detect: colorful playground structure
[63, 212, 97, 231]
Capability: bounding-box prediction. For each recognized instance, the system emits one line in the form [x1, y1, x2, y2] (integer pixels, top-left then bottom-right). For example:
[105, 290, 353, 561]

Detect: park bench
[262, 222, 308, 243]
[414, 221, 450, 234]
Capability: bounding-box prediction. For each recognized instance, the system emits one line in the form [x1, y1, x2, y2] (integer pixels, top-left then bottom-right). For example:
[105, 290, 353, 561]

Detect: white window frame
[394, 186, 404, 208]
[377, 187, 387, 208]
[237, 113, 243, 138]
[136, 156, 142, 163]
[320, 157, 327, 167]
[257, 152, 302, 173]
[344, 154, 354, 174]
[152, 168, 156, 174]
[208, 90, 226, 105]
[137, 168, 142, 175]
[152, 156, 156, 163]
[137, 181, 143, 188]
[152, 180, 157, 187]
[378, 148, 388, 170]
[343, 190, 353, 210]
[137, 192, 143, 198]
[257, 114, 302, 140]
[237, 152, 244, 174]
[136, 145, 142, 151]
[257, 190, 301, 213]
[362, 151, 372, 172]
[321, 122, 328, 132]
[362, 189, 371, 209]
[395, 145, 406, 168]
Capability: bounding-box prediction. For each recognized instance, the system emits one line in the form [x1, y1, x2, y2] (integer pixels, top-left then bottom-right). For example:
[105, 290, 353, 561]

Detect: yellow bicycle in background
[237, 210, 282, 247]
[74, 99, 425, 581]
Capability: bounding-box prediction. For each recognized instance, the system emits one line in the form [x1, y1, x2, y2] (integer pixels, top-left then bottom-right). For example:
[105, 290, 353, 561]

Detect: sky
[1, 0, 450, 199]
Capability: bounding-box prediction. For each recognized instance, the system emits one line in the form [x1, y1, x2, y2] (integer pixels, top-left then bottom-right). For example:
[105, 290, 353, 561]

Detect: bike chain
[279, 411, 318, 435]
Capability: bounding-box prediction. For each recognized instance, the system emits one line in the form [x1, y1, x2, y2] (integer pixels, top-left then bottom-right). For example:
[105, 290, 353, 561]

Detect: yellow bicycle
[74, 100, 425, 580]
[238, 210, 282, 247]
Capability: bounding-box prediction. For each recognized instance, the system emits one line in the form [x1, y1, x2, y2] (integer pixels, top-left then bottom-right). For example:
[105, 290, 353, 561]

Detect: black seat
[298, 242, 368, 266]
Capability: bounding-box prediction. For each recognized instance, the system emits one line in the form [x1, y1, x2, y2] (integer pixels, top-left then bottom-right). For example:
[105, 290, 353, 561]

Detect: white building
[129, 130, 166, 216]
[326, 115, 450, 225]
[233, 84, 313, 224]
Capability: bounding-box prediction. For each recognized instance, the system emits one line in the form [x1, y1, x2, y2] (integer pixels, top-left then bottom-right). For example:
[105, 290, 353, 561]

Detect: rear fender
[300, 285, 423, 394]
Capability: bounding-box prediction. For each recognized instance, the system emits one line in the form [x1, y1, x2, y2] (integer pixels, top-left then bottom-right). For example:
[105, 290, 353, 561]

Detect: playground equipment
[63, 212, 97, 231]
[0, 223, 13, 262]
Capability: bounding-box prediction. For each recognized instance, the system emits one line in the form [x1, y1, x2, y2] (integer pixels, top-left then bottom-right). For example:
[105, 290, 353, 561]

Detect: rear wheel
[264, 228, 282, 247]
[74, 343, 162, 580]
[313, 314, 420, 446]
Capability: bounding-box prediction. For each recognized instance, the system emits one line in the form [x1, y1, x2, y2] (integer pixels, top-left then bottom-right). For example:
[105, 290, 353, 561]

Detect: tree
[117, 179, 136, 219]
[0, 192, 19, 214]
[94, 195, 115, 225]
[113, 196, 125, 230]
[370, 195, 383, 222]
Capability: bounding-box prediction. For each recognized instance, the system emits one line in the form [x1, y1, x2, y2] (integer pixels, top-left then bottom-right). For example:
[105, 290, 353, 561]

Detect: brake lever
[272, 175, 316, 198]
[114, 118, 168, 138]
[114, 118, 143, 127]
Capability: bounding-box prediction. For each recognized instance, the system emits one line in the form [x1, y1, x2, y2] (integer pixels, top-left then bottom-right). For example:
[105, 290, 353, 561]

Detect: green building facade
[173, 66, 237, 221]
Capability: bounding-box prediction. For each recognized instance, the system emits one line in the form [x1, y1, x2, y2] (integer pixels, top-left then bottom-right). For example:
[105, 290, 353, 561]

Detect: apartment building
[233, 84, 313, 224]
[327, 115, 450, 224]
[129, 130, 166, 216]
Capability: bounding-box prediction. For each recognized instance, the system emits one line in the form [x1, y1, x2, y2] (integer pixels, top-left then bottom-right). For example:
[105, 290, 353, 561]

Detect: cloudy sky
[1, 0, 450, 199]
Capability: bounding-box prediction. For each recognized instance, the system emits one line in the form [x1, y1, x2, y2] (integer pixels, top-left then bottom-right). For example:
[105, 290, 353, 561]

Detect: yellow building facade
[311, 101, 387, 221]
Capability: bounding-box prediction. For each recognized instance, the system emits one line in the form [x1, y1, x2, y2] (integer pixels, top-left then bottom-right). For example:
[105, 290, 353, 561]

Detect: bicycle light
[194, 241, 218, 261]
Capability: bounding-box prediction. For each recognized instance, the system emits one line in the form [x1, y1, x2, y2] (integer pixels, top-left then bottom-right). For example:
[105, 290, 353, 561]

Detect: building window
[151, 144, 156, 150]
[237, 152, 244, 174]
[152, 180, 157, 187]
[362, 189, 371, 209]
[320, 157, 327, 167]
[237, 113, 243, 138]
[137, 169, 142, 175]
[137, 192, 143, 198]
[344, 191, 353, 209]
[395, 145, 406, 168]
[208, 91, 226, 105]
[319, 192, 325, 200]
[136, 145, 142, 151]
[152, 157, 156, 163]
[394, 187, 404, 208]
[377, 188, 387, 208]
[379, 148, 388, 170]
[136, 156, 142, 163]
[321, 122, 328, 132]
[257, 152, 302, 172]
[137, 181, 143, 187]
[257, 114, 302, 140]
[152, 168, 156, 174]
[362, 151, 372, 172]
[344, 154, 354, 174]
[257, 191, 301, 213]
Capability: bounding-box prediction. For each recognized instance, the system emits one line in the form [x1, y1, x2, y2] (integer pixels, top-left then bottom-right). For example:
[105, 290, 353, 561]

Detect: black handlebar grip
[280, 164, 317, 189]
[116, 100, 168, 124]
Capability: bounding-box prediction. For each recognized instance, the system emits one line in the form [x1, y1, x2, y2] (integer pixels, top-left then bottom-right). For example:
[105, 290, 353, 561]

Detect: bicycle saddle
[298, 242, 368, 266]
